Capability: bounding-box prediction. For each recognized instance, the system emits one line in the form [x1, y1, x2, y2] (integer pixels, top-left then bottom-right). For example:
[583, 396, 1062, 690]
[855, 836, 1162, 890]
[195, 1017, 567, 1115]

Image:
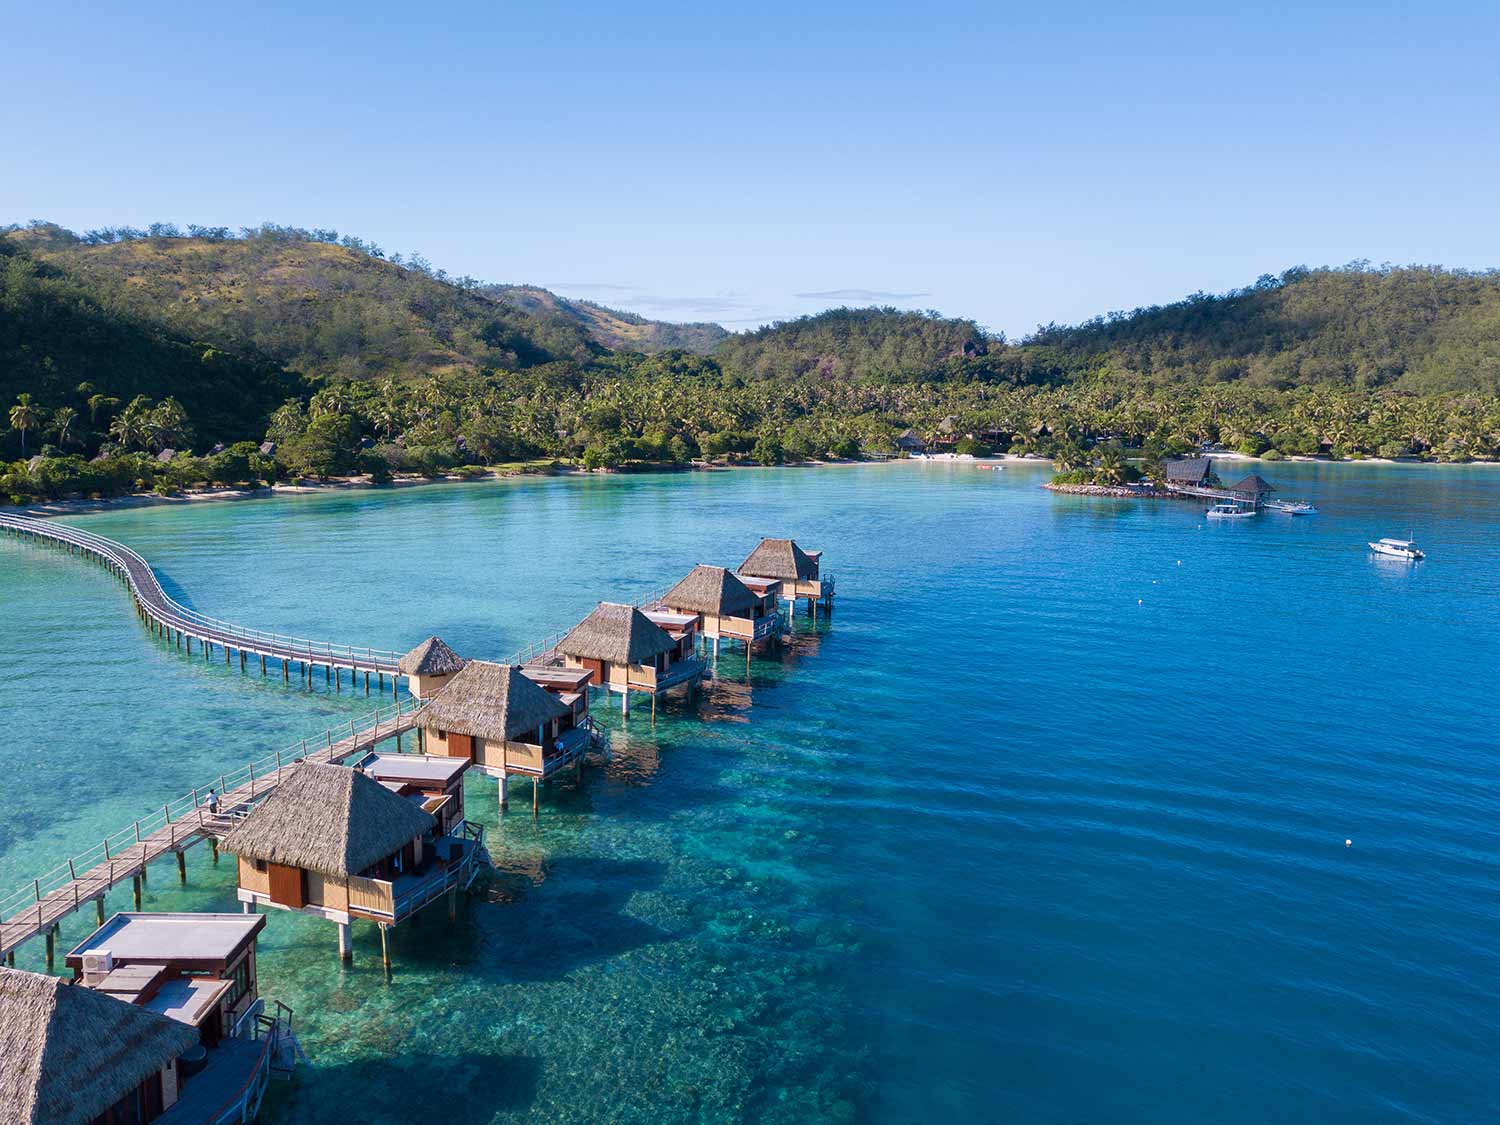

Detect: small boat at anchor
[1206, 502, 1257, 520]
[1266, 499, 1318, 515]
[1369, 537, 1424, 560]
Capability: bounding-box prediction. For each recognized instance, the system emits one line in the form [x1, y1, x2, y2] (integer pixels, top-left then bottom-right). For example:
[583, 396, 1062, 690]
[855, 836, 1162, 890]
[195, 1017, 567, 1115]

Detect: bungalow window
[253, 859, 267, 873]
[222, 955, 252, 1012]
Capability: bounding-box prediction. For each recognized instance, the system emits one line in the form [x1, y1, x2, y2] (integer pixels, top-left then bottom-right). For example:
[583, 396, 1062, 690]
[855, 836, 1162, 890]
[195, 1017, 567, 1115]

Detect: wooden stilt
[45, 927, 55, 971]
[498, 773, 508, 811]
[338, 922, 352, 963]
[210, 839, 219, 865]
[364, 671, 370, 696]
[262, 654, 267, 675]
[651, 692, 657, 722]
[448, 887, 457, 924]
[132, 874, 142, 909]
[176, 850, 187, 884]
[532, 777, 539, 816]
[380, 924, 391, 974]
[283, 660, 289, 683]
[96, 897, 106, 925]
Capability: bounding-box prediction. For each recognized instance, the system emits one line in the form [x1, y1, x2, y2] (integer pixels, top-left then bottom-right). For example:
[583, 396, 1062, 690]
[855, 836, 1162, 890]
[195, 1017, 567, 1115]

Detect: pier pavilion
[657, 564, 779, 658]
[1, 964, 201, 1125]
[399, 636, 466, 700]
[737, 538, 833, 615]
[557, 602, 705, 718]
[223, 762, 483, 966]
[1223, 473, 1278, 507]
[414, 661, 592, 813]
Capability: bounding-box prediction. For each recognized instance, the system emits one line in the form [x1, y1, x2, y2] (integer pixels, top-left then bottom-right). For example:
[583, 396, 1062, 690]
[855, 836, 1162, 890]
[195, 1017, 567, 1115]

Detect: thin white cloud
[793, 288, 931, 301]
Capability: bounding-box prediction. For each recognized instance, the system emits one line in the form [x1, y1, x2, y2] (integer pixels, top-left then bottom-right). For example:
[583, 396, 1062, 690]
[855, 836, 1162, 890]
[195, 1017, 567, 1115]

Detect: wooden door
[581, 658, 604, 686]
[448, 732, 474, 760]
[267, 862, 306, 908]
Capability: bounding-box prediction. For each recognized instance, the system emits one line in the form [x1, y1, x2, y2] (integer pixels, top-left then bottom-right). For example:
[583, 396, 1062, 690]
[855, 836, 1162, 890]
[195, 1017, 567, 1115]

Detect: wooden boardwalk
[0, 699, 422, 962]
[0, 513, 404, 685]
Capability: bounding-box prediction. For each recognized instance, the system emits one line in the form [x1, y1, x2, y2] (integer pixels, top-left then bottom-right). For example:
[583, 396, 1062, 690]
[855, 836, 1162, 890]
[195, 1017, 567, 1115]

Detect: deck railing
[0, 514, 403, 668]
[0, 698, 421, 928]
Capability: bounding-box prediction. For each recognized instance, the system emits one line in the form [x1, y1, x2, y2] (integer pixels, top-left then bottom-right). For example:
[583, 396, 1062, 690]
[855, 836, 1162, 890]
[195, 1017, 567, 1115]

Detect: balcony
[347, 827, 484, 924]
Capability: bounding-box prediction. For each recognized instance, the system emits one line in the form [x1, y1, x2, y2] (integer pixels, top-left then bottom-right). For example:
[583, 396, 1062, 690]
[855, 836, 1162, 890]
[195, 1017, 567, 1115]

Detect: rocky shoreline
[1043, 482, 1179, 499]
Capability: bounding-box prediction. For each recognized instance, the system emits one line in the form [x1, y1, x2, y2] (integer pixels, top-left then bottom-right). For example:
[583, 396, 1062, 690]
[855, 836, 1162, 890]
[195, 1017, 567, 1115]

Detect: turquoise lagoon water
[2, 461, 1500, 1123]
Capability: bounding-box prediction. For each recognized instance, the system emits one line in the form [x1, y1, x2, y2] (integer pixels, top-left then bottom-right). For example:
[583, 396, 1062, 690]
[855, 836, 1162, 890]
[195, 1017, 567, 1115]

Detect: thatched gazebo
[737, 537, 831, 614]
[659, 565, 778, 655]
[223, 762, 439, 961]
[557, 602, 702, 716]
[1224, 473, 1277, 506]
[417, 661, 588, 811]
[399, 635, 466, 699]
[0, 965, 199, 1124]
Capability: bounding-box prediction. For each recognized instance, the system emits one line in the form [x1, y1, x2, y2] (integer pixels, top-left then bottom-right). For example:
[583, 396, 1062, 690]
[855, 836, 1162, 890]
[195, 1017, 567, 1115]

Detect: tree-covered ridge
[1029, 264, 1500, 394]
[713, 307, 991, 382]
[0, 237, 300, 450]
[486, 285, 729, 354]
[6, 223, 602, 381]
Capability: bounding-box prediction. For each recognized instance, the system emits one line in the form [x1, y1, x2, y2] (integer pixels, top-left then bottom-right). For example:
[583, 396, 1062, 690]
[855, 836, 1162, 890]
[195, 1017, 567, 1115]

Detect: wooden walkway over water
[0, 699, 422, 963]
[0, 513, 405, 690]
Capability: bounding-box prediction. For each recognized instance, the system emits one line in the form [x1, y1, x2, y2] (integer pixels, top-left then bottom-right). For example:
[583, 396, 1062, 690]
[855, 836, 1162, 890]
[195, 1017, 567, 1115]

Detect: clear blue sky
[4, 0, 1498, 336]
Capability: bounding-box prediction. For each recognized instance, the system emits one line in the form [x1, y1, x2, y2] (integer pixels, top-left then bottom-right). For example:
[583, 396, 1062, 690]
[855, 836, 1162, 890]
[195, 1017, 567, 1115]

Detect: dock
[0, 513, 405, 692]
[0, 698, 422, 964]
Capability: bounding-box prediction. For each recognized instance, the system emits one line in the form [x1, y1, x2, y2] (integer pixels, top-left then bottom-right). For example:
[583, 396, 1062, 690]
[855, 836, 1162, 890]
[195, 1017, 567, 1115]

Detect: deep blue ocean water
[2, 460, 1499, 1123]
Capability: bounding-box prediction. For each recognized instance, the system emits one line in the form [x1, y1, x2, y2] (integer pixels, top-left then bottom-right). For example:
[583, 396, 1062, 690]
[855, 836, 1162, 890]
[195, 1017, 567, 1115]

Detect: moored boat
[1369, 537, 1424, 560]
[1205, 502, 1256, 520]
[1267, 499, 1318, 515]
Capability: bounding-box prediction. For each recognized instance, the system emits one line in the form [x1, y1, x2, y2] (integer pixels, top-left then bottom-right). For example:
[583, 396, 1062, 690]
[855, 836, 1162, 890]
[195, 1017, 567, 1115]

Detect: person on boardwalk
[206, 789, 220, 815]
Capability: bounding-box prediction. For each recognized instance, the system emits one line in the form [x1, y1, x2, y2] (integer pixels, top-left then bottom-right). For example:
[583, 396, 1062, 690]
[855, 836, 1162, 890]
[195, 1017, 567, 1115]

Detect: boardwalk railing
[0, 514, 403, 673]
[505, 585, 674, 668]
[0, 697, 422, 946]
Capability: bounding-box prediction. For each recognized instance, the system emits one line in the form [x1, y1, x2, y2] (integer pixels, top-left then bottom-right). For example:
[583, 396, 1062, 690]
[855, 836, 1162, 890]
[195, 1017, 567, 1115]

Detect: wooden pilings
[379, 924, 391, 974]
[96, 897, 106, 926]
[132, 874, 142, 910]
[176, 850, 187, 884]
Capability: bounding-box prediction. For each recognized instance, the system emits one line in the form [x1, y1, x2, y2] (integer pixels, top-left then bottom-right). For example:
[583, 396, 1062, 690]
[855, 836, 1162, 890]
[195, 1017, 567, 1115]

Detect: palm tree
[50, 406, 80, 448]
[87, 393, 120, 424]
[108, 396, 153, 451]
[9, 394, 40, 455]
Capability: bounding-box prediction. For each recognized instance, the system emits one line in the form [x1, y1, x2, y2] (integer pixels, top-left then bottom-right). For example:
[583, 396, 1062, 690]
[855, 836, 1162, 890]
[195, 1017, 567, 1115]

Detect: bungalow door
[580, 658, 604, 686]
[448, 732, 474, 760]
[267, 862, 306, 909]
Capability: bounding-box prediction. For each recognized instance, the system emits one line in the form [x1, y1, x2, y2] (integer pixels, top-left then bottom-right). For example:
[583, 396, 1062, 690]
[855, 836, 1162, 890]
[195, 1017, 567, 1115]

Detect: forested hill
[486, 285, 728, 354]
[714, 307, 990, 382]
[1026, 265, 1500, 395]
[0, 238, 300, 448]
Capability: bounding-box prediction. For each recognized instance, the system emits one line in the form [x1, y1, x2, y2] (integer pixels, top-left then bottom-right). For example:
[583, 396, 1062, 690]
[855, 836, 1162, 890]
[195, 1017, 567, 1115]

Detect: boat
[1369, 537, 1424, 560]
[1266, 499, 1318, 515]
[1205, 502, 1257, 520]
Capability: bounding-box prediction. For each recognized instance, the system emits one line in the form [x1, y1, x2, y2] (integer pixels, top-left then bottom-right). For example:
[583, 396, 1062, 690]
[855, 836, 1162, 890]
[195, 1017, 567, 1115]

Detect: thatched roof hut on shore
[418, 661, 568, 744]
[558, 603, 676, 666]
[222, 761, 434, 879]
[0, 965, 198, 1125]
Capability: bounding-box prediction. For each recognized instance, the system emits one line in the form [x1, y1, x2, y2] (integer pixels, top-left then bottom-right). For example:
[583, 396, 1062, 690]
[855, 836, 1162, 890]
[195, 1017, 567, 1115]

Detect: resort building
[737, 537, 833, 613]
[519, 663, 595, 728]
[56, 911, 293, 1124]
[556, 602, 705, 716]
[354, 751, 469, 836]
[1224, 473, 1278, 507]
[657, 564, 779, 656]
[1161, 458, 1219, 490]
[1, 964, 199, 1125]
[398, 635, 465, 699]
[414, 660, 592, 811]
[223, 761, 483, 963]
[895, 429, 928, 455]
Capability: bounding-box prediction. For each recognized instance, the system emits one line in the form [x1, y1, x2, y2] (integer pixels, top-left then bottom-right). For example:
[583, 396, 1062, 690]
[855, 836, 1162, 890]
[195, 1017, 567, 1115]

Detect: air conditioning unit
[81, 950, 114, 974]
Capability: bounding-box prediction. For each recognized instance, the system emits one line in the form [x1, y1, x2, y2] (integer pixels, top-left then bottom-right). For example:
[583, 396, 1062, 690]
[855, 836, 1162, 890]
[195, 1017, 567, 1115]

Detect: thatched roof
[1226, 473, 1277, 495]
[416, 660, 566, 742]
[738, 538, 818, 582]
[222, 762, 433, 878]
[661, 565, 757, 617]
[557, 603, 675, 665]
[0, 966, 198, 1125]
[1163, 457, 1215, 484]
[399, 635, 465, 676]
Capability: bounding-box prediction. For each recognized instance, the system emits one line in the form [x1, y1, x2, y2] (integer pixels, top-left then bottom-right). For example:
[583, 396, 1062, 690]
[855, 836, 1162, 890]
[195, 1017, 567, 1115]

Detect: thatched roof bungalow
[0, 964, 198, 1125]
[1225, 473, 1277, 504]
[398, 635, 465, 699]
[556, 602, 704, 712]
[737, 538, 831, 607]
[659, 565, 779, 647]
[224, 762, 481, 954]
[416, 661, 588, 787]
[1161, 458, 1218, 488]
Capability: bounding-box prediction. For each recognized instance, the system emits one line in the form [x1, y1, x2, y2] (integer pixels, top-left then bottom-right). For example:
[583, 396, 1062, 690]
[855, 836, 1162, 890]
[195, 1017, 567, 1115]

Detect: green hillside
[487, 285, 728, 354]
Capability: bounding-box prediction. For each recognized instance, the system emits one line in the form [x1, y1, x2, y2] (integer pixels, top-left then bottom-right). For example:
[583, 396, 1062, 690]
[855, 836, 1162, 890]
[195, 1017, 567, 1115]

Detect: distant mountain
[713, 307, 989, 382]
[486, 285, 728, 354]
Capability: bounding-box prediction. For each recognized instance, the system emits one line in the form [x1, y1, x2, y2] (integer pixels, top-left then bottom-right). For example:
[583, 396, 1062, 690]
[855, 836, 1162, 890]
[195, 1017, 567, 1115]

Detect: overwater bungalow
[657, 564, 779, 657]
[399, 635, 466, 699]
[1224, 473, 1278, 507]
[737, 537, 833, 613]
[57, 911, 293, 1123]
[520, 663, 595, 728]
[556, 602, 705, 716]
[223, 761, 483, 963]
[414, 660, 592, 811]
[1, 964, 200, 1125]
[354, 751, 469, 836]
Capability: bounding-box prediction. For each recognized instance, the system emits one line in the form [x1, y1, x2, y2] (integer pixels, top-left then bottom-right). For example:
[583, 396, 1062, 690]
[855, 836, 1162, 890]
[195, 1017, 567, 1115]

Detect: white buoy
[1345, 839, 1352, 847]
[1138, 599, 1143, 605]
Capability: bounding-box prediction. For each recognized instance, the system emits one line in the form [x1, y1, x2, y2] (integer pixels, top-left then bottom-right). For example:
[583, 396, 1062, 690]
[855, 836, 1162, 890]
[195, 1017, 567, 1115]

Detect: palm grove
[3, 221, 1500, 503]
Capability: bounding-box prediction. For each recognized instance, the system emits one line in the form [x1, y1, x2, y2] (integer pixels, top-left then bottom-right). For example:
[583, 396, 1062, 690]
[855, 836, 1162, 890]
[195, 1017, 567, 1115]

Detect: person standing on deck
[206, 789, 219, 815]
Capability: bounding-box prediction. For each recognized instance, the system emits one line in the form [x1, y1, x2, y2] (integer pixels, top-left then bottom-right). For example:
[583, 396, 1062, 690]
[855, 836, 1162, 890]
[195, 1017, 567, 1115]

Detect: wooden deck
[0, 513, 404, 680]
[0, 700, 422, 961]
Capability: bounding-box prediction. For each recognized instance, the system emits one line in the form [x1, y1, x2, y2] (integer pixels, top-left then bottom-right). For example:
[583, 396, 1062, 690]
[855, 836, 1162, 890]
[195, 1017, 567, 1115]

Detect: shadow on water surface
[268, 1052, 541, 1124]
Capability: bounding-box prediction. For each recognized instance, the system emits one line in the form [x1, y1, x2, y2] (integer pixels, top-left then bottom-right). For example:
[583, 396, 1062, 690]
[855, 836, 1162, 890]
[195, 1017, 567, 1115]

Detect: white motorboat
[1266, 499, 1318, 515]
[1369, 537, 1424, 560]
[1206, 502, 1256, 520]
